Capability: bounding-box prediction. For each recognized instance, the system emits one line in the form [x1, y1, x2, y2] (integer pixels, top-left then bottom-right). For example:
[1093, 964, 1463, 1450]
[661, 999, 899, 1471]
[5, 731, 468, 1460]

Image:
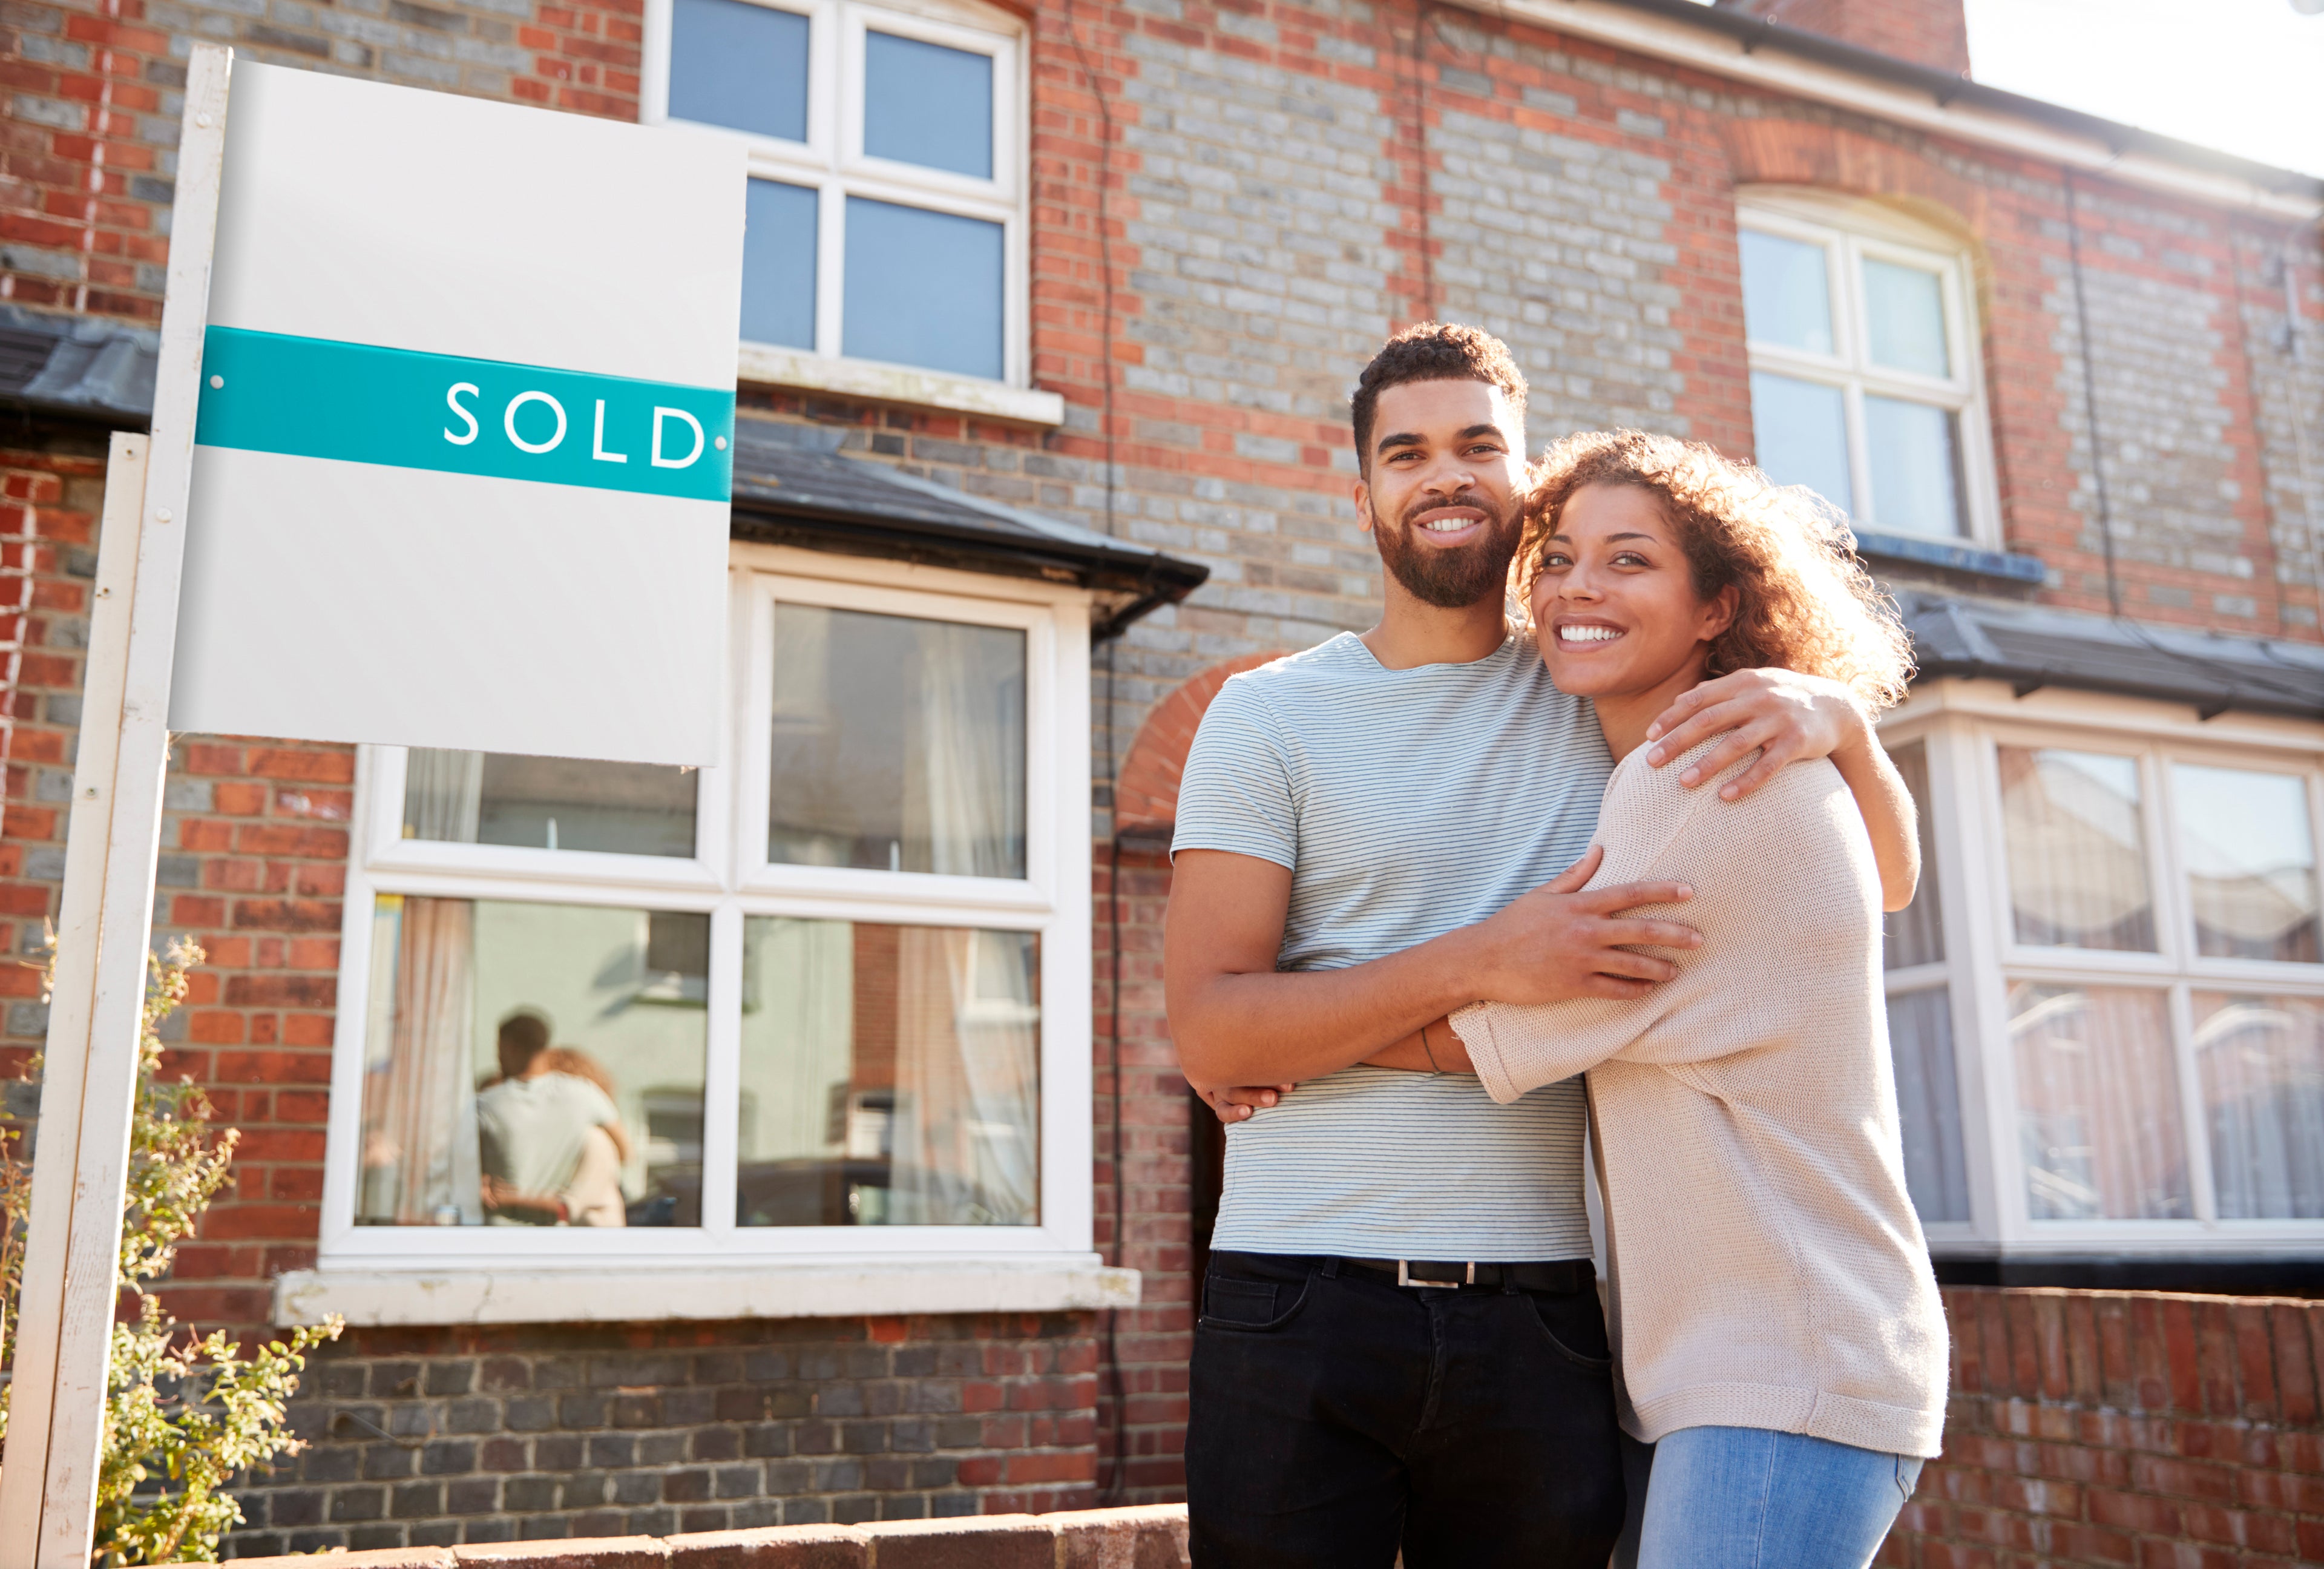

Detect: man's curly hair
[1350, 323, 1527, 470]
[1518, 429, 1915, 711]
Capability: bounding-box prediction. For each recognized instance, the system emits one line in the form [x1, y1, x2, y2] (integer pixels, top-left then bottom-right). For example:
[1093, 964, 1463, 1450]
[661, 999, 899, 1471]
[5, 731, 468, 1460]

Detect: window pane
[1738, 229, 1834, 355]
[1750, 371, 1852, 514]
[2010, 982, 2190, 1220]
[1862, 257, 1951, 377]
[2194, 993, 2324, 1219]
[404, 749, 696, 858]
[668, 0, 809, 142]
[2174, 764, 2321, 963]
[1998, 747, 2157, 952]
[841, 198, 1004, 380]
[768, 604, 1026, 877]
[738, 917, 1039, 1226]
[862, 30, 993, 179]
[741, 179, 817, 350]
[1883, 740, 1945, 970]
[1888, 986, 1969, 1224]
[1863, 396, 1963, 537]
[357, 896, 707, 1228]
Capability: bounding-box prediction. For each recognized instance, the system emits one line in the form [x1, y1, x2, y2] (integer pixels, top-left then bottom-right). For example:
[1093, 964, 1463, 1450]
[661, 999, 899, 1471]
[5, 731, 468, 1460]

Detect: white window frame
[1880, 679, 2324, 1261]
[640, 0, 1031, 393]
[298, 544, 1108, 1321]
[1737, 188, 2002, 548]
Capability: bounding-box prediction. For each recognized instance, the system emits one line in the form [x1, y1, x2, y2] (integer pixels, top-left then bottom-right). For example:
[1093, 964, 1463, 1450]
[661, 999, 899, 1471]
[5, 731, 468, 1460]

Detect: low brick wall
[171, 1507, 1188, 1569]
[1885, 1287, 2324, 1566]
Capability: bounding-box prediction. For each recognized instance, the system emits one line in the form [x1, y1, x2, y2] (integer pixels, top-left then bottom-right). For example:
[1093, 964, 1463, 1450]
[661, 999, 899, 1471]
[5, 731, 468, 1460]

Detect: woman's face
[1529, 482, 1736, 700]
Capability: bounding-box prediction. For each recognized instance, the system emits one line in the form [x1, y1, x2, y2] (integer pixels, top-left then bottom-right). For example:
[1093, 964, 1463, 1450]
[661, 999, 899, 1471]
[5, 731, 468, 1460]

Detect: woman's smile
[1552, 619, 1627, 649]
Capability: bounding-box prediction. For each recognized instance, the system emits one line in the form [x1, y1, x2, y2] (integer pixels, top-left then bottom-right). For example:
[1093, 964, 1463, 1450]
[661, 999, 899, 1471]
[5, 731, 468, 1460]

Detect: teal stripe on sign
[194, 327, 735, 503]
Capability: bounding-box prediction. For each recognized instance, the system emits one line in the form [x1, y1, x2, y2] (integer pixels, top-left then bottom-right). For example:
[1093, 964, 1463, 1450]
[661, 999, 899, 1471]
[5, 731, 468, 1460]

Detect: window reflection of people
[476, 1012, 629, 1226]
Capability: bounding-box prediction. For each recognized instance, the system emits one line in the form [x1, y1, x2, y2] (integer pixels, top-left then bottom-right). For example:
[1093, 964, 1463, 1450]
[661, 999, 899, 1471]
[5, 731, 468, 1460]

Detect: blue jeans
[1629, 1426, 1922, 1569]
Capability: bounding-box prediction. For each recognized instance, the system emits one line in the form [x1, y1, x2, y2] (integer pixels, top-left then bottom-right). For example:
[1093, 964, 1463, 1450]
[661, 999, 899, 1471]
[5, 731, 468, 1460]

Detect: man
[476, 1010, 631, 1226]
[1164, 323, 1916, 1567]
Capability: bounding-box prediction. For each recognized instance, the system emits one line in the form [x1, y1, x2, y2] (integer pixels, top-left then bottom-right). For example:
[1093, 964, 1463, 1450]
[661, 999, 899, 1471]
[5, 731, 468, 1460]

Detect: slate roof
[727, 417, 1209, 636]
[0, 305, 159, 426]
[1899, 588, 2324, 722]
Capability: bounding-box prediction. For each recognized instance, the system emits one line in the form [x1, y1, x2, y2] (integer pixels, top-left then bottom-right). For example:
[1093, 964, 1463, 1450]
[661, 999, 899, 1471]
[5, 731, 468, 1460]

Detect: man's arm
[1641, 668, 1920, 912]
[1166, 845, 1699, 1093]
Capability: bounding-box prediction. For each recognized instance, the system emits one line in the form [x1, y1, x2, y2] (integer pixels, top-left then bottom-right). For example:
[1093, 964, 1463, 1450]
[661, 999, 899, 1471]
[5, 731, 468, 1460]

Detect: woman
[1385, 429, 1946, 1568]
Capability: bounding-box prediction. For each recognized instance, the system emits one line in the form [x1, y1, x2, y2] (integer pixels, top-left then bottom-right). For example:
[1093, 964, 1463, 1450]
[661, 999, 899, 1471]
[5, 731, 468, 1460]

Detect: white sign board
[169, 63, 746, 765]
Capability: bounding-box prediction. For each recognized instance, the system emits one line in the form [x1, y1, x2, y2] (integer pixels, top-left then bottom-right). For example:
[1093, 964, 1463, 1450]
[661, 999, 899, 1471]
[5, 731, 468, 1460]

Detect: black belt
[1342, 1257, 1593, 1292]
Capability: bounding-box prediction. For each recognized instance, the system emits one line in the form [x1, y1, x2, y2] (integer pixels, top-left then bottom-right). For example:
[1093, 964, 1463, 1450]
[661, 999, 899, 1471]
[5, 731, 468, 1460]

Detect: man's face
[1352, 379, 1527, 609]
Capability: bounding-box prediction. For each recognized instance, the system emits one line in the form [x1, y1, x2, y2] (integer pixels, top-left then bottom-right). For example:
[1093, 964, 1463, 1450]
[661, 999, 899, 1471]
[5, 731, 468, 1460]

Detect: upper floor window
[646, 0, 1024, 384]
[1736, 191, 1996, 544]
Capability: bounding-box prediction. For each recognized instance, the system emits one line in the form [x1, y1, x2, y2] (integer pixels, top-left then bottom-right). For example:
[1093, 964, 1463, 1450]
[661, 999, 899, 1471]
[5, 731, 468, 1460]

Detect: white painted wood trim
[274, 1259, 1140, 1327]
[0, 45, 234, 1569]
[738, 343, 1064, 426]
[1487, 0, 2320, 222]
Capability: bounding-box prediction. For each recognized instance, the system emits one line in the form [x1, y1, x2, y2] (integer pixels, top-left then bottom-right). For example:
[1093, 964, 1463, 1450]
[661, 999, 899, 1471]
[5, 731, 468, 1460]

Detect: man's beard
[1371, 490, 1524, 609]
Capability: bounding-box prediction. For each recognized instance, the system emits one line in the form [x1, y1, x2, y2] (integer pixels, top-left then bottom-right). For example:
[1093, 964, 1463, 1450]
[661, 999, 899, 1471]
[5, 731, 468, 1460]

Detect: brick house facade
[5, 0, 2324, 1559]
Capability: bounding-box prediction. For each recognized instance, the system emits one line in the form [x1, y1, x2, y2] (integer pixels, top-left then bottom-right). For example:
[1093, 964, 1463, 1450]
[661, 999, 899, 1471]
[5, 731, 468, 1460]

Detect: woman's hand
[1643, 668, 1872, 800]
[1198, 1083, 1293, 1125]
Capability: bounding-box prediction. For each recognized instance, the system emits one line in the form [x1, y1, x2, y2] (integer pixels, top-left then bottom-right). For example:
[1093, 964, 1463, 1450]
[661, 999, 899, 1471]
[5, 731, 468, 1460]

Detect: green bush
[0, 938, 343, 1566]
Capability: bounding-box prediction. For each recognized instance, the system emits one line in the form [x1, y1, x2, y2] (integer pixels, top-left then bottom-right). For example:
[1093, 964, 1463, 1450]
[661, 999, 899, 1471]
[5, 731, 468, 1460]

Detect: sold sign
[193, 326, 734, 502]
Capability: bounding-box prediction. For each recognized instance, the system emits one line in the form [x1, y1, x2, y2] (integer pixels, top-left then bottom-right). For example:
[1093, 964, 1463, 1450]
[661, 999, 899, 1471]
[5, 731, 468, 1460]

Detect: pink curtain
[359, 897, 478, 1225]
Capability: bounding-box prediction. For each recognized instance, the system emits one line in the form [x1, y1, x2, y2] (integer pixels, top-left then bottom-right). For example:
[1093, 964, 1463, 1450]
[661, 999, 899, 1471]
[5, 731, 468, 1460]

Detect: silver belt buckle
[1396, 1260, 1476, 1288]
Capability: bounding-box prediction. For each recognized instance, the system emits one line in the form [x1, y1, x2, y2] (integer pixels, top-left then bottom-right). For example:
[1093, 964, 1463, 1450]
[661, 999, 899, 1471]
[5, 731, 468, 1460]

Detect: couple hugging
[1163, 323, 1948, 1569]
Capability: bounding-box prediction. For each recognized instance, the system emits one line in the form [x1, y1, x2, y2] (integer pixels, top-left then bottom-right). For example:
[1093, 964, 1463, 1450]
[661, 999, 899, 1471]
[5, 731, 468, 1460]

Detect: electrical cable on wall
[1059, 0, 1131, 1506]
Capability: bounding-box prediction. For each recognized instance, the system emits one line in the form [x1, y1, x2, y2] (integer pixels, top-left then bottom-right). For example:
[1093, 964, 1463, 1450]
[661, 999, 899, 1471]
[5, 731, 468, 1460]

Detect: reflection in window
[1749, 371, 1851, 513]
[2011, 982, 2189, 1220]
[1863, 395, 1960, 539]
[669, 0, 810, 142]
[356, 896, 707, 1227]
[1739, 229, 1833, 355]
[741, 179, 818, 350]
[2194, 992, 2324, 1219]
[1882, 741, 1943, 970]
[1888, 987, 1969, 1224]
[768, 604, 1025, 877]
[862, 31, 993, 179]
[737, 917, 1039, 1226]
[841, 197, 1005, 380]
[2174, 764, 2320, 963]
[1999, 747, 2156, 952]
[1862, 257, 1950, 377]
[404, 750, 697, 858]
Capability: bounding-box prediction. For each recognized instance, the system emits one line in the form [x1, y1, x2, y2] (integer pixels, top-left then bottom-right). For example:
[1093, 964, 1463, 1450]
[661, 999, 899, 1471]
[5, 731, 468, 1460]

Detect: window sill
[1852, 527, 2047, 589]
[738, 344, 1066, 428]
[274, 1256, 1138, 1327]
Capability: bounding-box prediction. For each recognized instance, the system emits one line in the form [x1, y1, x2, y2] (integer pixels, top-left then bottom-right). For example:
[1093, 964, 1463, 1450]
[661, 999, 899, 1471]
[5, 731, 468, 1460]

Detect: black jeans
[1186, 1251, 1627, 1569]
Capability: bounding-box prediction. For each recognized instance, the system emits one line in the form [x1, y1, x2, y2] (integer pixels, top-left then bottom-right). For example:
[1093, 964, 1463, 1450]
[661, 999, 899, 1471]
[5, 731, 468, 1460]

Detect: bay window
[1737, 190, 1998, 544]
[1880, 687, 2324, 1259]
[645, 0, 1025, 389]
[304, 547, 1100, 1321]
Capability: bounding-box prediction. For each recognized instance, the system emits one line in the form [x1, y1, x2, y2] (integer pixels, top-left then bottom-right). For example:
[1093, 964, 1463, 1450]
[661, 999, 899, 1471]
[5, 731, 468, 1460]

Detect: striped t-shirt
[1172, 629, 1612, 1260]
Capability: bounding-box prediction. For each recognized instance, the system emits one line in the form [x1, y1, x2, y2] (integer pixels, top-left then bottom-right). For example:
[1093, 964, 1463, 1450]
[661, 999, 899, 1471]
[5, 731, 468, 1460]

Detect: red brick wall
[1885, 1288, 2324, 1567]
[1721, 0, 1971, 76]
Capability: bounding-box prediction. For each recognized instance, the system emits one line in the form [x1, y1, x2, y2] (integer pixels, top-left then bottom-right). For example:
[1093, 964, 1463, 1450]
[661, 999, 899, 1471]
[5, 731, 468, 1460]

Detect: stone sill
[159, 1506, 1190, 1569]
[1853, 527, 2047, 589]
[274, 1258, 1140, 1327]
[737, 344, 1067, 428]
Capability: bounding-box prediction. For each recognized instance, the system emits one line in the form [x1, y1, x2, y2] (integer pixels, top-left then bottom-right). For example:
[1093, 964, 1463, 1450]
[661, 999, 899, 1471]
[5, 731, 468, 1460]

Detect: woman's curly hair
[1518, 429, 1914, 711]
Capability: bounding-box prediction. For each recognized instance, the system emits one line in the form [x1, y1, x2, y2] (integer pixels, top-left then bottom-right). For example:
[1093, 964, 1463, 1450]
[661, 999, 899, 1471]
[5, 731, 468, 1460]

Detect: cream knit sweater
[1451, 741, 1949, 1458]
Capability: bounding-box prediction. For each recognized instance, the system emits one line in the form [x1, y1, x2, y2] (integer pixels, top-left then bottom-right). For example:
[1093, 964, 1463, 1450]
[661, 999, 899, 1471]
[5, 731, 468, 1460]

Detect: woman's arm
[1828, 726, 1919, 913]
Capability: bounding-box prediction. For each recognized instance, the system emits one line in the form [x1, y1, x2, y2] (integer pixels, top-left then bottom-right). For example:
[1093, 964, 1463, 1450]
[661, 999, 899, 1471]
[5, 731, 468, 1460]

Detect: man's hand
[1643, 668, 1872, 801]
[1468, 846, 1698, 1006]
[1198, 1084, 1290, 1125]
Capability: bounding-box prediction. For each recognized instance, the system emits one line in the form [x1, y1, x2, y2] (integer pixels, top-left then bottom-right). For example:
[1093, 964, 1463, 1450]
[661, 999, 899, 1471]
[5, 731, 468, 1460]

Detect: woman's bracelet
[1419, 1021, 1443, 1076]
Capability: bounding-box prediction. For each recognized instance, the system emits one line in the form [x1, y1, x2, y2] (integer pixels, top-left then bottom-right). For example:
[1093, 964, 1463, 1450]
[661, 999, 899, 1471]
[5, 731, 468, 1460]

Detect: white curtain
[1998, 748, 2156, 952]
[909, 622, 1025, 879]
[2196, 993, 2324, 1219]
[2011, 982, 2189, 1220]
[888, 927, 1040, 1225]
[1887, 987, 1970, 1224]
[405, 749, 485, 844]
[357, 896, 481, 1224]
